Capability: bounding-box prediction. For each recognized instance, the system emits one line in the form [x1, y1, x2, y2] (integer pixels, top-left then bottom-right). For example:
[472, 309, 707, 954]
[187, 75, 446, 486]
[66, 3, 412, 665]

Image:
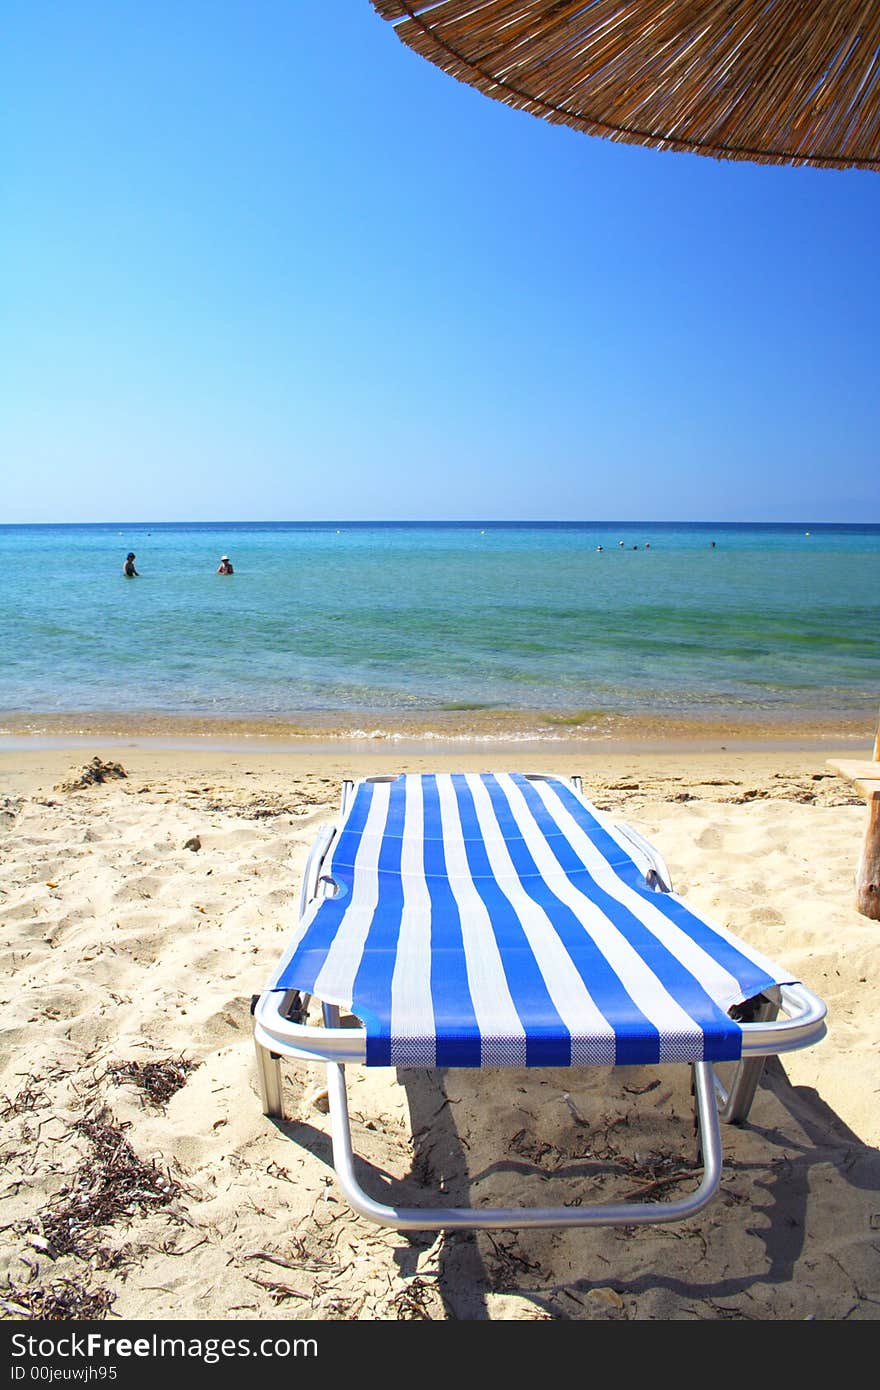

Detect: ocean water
[1, 521, 878, 731]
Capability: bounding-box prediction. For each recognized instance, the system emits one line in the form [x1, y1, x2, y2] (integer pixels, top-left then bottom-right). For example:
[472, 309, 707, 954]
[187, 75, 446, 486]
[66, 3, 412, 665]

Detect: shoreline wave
[0, 706, 873, 753]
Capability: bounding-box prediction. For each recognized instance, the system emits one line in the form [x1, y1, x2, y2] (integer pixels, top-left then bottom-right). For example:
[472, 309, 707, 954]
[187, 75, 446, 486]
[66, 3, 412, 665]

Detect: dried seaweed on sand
[1, 1279, 116, 1321]
[34, 1112, 183, 1262]
[106, 1056, 199, 1108]
[56, 757, 127, 791]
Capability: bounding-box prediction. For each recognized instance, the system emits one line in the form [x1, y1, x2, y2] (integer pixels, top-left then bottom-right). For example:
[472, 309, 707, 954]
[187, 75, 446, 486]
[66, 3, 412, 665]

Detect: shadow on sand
[276, 1056, 880, 1319]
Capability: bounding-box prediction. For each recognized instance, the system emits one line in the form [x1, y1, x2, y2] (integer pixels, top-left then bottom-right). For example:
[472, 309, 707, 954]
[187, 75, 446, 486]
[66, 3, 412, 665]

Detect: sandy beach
[5, 0, 880, 1336]
[2, 736, 879, 1322]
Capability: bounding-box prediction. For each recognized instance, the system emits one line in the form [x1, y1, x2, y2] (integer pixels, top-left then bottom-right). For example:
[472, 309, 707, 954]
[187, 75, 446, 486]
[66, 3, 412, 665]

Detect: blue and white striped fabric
[270, 773, 794, 1068]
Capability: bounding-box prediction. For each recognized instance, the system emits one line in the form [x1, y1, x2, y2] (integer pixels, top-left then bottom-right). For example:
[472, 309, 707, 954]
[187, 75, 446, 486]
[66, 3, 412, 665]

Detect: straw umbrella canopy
[370, 1, 880, 170]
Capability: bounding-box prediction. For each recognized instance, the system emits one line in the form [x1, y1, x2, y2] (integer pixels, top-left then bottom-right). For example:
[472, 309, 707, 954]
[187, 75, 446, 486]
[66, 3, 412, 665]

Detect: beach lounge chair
[252, 773, 826, 1230]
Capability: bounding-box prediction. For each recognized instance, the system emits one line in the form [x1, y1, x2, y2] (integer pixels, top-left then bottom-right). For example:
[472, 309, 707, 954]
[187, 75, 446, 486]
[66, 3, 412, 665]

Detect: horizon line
[2, 518, 878, 529]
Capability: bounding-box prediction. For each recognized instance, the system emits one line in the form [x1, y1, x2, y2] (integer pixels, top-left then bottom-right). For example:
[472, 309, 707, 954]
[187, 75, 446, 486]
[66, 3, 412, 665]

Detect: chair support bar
[322, 1057, 722, 1230]
[253, 980, 826, 1070]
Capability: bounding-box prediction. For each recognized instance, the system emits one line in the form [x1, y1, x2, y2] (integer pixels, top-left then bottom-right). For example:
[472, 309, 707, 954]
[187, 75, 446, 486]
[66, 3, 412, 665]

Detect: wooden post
[856, 794, 880, 920]
[827, 717, 880, 920]
[861, 709, 880, 918]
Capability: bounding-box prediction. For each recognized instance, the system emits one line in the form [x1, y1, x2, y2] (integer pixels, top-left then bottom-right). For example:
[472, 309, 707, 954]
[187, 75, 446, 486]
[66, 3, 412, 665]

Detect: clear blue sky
[3, 1, 879, 523]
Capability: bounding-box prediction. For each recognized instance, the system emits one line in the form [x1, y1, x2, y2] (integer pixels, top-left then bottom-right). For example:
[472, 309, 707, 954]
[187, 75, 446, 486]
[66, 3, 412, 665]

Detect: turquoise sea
[1, 522, 878, 733]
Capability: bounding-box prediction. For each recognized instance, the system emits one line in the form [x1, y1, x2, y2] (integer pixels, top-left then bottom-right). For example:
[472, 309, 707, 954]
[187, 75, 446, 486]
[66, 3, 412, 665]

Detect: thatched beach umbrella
[372, 3, 880, 915]
[370, 1, 880, 170]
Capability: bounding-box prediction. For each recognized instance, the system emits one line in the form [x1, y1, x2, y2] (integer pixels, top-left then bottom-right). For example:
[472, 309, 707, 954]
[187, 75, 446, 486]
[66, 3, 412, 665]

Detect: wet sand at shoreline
[0, 706, 875, 754]
[1, 737, 879, 1320]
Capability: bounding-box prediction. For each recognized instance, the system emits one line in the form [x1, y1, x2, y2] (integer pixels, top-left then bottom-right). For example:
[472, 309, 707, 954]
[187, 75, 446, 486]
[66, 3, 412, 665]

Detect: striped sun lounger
[253, 773, 826, 1230]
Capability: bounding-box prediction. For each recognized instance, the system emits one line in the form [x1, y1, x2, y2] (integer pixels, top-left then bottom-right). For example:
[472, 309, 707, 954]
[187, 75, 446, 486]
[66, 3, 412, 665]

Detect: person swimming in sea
[217, 555, 234, 574]
[123, 552, 138, 577]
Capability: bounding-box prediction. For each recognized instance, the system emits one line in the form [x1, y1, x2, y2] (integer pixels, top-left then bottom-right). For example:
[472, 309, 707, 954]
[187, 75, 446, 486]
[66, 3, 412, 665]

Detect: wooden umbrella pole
[855, 708, 880, 919]
[856, 793, 880, 920]
[826, 709, 880, 921]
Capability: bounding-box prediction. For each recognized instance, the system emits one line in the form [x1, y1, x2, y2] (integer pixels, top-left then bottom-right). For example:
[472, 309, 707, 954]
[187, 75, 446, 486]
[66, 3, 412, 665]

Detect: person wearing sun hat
[123, 552, 138, 577]
[217, 555, 234, 574]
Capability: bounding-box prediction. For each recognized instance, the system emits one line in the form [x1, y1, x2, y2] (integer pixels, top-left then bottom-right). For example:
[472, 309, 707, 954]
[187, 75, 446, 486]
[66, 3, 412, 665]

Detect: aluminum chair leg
[323, 1059, 722, 1231]
[715, 989, 782, 1125]
[255, 1037, 285, 1119]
